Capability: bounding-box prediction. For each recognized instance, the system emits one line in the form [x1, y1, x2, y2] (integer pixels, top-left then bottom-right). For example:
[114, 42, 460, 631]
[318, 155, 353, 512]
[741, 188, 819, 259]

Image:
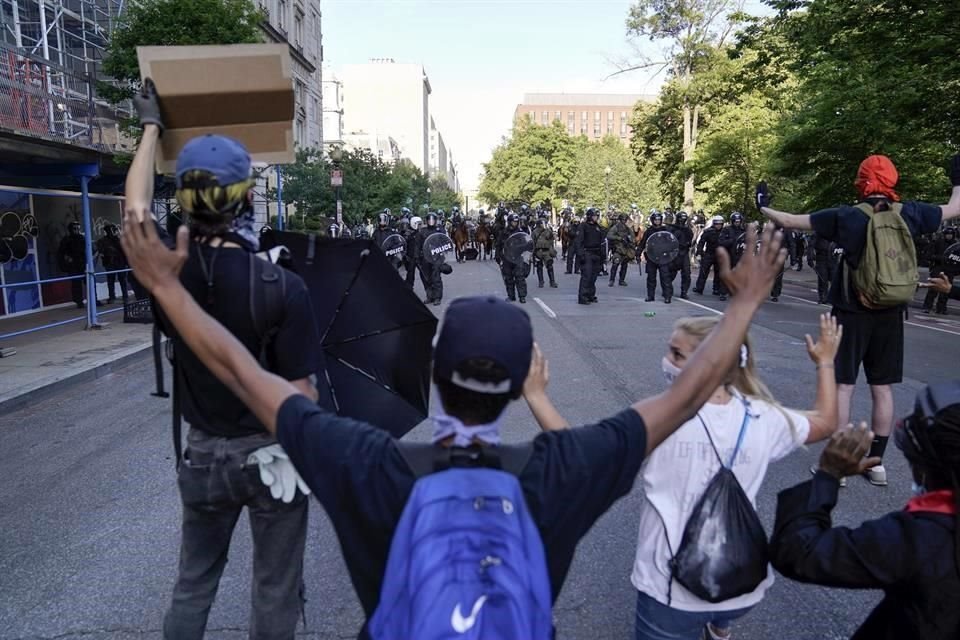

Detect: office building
[514, 93, 655, 143]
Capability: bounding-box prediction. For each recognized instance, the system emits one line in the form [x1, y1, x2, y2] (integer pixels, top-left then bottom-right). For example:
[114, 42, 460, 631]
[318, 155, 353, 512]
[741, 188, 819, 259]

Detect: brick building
[514, 93, 655, 143]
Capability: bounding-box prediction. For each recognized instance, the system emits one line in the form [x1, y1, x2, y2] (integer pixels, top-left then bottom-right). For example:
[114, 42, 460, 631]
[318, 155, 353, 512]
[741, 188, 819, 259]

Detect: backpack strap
[397, 442, 535, 479]
[696, 397, 752, 469]
[249, 253, 287, 368]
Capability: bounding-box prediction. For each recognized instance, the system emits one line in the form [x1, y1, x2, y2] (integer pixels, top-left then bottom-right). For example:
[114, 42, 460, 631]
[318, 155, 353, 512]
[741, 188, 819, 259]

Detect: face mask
[661, 356, 683, 386]
[911, 481, 926, 497]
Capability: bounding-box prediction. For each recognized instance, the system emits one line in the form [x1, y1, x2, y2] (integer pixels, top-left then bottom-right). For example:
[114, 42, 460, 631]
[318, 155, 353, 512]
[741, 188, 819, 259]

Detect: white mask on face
[662, 356, 683, 386]
[911, 481, 927, 497]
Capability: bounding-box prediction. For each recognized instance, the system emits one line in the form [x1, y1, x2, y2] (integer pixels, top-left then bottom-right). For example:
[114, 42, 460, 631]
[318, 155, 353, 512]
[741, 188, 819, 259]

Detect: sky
[322, 0, 771, 193]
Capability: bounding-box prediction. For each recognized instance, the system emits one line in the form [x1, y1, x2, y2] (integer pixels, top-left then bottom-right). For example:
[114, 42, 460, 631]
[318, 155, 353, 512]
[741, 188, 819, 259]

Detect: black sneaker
[608, 281, 615, 287]
[550, 282, 558, 288]
[645, 296, 654, 302]
[771, 296, 779, 302]
[578, 299, 591, 305]
[519, 297, 526, 303]
[507, 296, 516, 302]
[538, 282, 544, 288]
[618, 281, 627, 286]
[680, 293, 689, 299]
[922, 308, 932, 314]
[664, 297, 672, 304]
[719, 294, 727, 301]
[591, 296, 598, 302]
[432, 300, 441, 306]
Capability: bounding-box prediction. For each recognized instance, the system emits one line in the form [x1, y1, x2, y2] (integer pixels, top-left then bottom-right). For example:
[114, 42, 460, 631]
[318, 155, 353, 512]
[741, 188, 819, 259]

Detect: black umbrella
[261, 230, 438, 437]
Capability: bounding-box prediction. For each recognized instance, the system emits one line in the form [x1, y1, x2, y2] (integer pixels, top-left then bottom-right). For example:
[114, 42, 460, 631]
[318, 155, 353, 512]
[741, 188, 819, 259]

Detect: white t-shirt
[630, 393, 810, 612]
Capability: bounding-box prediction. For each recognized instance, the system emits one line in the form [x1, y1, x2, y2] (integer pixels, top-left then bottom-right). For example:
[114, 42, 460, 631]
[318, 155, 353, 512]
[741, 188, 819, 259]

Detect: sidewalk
[0, 302, 154, 414]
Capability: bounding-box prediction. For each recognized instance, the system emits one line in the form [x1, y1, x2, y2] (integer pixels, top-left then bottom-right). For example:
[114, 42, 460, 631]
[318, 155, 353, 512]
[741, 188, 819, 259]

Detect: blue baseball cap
[433, 296, 533, 395]
[175, 134, 251, 188]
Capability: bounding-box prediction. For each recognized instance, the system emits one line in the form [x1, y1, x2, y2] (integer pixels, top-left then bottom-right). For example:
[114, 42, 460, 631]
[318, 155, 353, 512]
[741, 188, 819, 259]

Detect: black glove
[134, 78, 165, 134]
[950, 154, 960, 186]
[756, 181, 772, 210]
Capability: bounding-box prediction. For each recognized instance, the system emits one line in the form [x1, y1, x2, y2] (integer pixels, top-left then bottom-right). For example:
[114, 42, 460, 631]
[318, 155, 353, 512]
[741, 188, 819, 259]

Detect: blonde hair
[674, 316, 801, 441]
[176, 170, 254, 234]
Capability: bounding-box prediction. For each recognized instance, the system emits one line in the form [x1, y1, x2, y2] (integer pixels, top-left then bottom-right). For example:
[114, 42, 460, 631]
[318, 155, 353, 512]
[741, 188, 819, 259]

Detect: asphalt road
[2, 258, 959, 639]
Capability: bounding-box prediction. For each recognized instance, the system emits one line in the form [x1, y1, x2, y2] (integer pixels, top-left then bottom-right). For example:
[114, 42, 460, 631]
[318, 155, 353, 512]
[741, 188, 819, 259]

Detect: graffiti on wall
[0, 209, 39, 264]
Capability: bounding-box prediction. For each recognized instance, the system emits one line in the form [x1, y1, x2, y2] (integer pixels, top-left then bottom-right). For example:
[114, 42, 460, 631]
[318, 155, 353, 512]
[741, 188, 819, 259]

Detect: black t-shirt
[276, 394, 648, 628]
[810, 201, 942, 312]
[159, 244, 322, 437]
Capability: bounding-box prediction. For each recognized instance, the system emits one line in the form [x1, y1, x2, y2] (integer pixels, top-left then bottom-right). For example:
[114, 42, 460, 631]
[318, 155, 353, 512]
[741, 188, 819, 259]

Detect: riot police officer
[495, 213, 531, 303]
[694, 216, 724, 296]
[606, 212, 635, 287]
[403, 215, 421, 288]
[807, 232, 838, 304]
[923, 226, 959, 314]
[58, 221, 87, 308]
[372, 212, 402, 270]
[716, 212, 746, 302]
[95, 223, 128, 303]
[532, 212, 558, 288]
[565, 215, 582, 275]
[668, 211, 694, 299]
[417, 213, 445, 305]
[638, 212, 674, 303]
[574, 208, 604, 304]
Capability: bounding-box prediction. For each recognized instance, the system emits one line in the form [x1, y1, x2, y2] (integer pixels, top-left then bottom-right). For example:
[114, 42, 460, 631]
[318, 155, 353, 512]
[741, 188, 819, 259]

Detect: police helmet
[410, 216, 423, 230]
[507, 213, 520, 225]
[650, 212, 664, 225]
[711, 215, 724, 226]
[378, 213, 390, 226]
[69, 221, 81, 233]
[585, 207, 599, 219]
[452, 206, 460, 214]
[676, 212, 688, 225]
[400, 206, 412, 216]
[945, 226, 957, 238]
[731, 212, 745, 226]
[427, 213, 441, 226]
[382, 207, 391, 216]
[618, 213, 628, 222]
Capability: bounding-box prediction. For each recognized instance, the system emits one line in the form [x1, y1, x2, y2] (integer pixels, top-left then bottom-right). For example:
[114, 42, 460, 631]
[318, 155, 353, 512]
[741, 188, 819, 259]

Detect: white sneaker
[810, 465, 846, 487]
[864, 464, 887, 486]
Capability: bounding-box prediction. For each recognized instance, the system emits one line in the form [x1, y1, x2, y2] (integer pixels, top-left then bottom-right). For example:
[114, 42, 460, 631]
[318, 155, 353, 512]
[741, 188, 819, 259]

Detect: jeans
[163, 428, 308, 640]
[635, 591, 752, 640]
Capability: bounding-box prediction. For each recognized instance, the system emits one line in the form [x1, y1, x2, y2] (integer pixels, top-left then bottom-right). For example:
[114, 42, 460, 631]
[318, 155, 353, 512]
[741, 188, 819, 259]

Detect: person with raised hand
[121, 215, 786, 639]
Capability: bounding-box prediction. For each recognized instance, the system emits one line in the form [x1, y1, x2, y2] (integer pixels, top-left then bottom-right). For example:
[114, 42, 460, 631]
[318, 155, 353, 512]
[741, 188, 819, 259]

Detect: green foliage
[478, 119, 581, 209]
[568, 136, 661, 212]
[278, 149, 458, 227]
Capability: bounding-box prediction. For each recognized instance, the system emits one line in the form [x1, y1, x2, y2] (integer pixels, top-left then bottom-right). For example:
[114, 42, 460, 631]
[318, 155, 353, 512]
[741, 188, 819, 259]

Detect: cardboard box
[137, 44, 295, 175]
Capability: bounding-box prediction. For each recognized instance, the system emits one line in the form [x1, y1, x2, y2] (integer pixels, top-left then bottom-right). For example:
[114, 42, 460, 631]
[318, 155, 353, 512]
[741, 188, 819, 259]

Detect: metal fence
[0, 42, 131, 153]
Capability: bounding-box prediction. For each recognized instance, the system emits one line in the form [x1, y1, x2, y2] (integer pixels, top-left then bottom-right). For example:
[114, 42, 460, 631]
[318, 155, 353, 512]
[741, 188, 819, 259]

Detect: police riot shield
[645, 230, 680, 265]
[735, 233, 749, 260]
[944, 242, 960, 276]
[380, 233, 406, 261]
[422, 232, 455, 266]
[503, 231, 534, 265]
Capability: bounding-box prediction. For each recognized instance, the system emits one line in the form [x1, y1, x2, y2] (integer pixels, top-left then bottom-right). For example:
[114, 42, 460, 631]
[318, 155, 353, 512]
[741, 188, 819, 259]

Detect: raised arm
[124, 79, 165, 222]
[761, 207, 813, 231]
[522, 343, 569, 431]
[120, 216, 299, 433]
[634, 223, 787, 455]
[801, 313, 842, 443]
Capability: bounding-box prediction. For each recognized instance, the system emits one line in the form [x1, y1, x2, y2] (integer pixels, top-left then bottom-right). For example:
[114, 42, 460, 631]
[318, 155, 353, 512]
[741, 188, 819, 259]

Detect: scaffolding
[0, 0, 131, 153]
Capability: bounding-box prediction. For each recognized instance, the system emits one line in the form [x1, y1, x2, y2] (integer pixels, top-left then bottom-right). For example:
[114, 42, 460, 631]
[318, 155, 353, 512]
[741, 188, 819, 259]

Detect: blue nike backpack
[368, 444, 553, 639]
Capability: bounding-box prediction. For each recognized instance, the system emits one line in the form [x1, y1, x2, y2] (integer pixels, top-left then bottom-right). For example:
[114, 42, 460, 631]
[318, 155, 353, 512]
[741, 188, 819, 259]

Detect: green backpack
[850, 202, 918, 308]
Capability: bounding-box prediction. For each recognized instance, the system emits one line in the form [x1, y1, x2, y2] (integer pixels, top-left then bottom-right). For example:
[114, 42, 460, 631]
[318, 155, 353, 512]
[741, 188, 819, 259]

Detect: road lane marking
[904, 321, 960, 337]
[534, 297, 557, 319]
[675, 297, 722, 315]
[781, 294, 820, 306]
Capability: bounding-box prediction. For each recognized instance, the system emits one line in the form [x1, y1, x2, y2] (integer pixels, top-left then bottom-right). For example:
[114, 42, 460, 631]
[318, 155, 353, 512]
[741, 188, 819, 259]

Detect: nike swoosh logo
[451, 595, 488, 633]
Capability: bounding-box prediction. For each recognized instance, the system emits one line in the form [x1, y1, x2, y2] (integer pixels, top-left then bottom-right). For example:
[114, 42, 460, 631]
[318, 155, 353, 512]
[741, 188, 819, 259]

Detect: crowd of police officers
[362, 203, 960, 313]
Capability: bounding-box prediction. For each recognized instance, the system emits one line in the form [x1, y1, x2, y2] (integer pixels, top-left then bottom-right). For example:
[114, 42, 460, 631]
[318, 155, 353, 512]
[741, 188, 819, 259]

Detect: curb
[0, 342, 154, 416]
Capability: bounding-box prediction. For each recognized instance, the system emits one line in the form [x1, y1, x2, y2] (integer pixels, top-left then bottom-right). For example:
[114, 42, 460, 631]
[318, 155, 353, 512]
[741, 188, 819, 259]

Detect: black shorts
[832, 307, 904, 385]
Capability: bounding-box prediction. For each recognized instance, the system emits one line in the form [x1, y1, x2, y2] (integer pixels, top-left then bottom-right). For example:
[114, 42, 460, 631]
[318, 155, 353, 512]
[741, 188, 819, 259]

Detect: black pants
[69, 271, 85, 305]
[404, 257, 417, 288]
[501, 261, 530, 299]
[106, 271, 128, 302]
[535, 259, 556, 286]
[813, 254, 835, 302]
[771, 269, 784, 297]
[608, 258, 628, 284]
[419, 261, 443, 302]
[566, 249, 580, 274]
[578, 252, 602, 302]
[647, 260, 673, 299]
[670, 252, 691, 295]
[695, 256, 721, 294]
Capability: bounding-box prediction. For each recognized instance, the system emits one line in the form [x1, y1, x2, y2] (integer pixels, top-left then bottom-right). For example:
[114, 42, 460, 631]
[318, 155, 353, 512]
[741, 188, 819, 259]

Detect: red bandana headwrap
[854, 155, 900, 202]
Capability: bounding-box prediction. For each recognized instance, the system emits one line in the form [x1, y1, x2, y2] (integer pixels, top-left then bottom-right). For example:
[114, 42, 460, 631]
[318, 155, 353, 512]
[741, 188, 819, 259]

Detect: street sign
[331, 169, 343, 187]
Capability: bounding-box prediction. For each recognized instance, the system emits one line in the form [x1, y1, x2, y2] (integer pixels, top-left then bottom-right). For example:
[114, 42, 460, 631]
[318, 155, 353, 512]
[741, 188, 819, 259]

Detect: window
[278, 0, 287, 31]
[295, 80, 305, 109]
[568, 111, 575, 121]
[580, 124, 587, 135]
[620, 121, 628, 136]
[312, 96, 319, 120]
[593, 123, 601, 137]
[542, 111, 549, 123]
[608, 111, 614, 120]
[527, 112, 534, 122]
[568, 123, 575, 134]
[555, 111, 561, 121]
[294, 9, 304, 48]
[607, 122, 613, 134]
[295, 116, 305, 145]
[621, 111, 627, 120]
[594, 111, 601, 121]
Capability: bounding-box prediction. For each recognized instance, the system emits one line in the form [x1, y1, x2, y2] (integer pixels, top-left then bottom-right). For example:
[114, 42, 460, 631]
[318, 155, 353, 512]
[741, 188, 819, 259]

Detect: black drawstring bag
[668, 399, 770, 603]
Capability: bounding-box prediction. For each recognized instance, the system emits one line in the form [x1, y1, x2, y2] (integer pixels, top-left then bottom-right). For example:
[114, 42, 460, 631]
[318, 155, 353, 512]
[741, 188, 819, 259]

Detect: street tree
[100, 0, 264, 139]
[621, 0, 746, 211]
[568, 135, 660, 213]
